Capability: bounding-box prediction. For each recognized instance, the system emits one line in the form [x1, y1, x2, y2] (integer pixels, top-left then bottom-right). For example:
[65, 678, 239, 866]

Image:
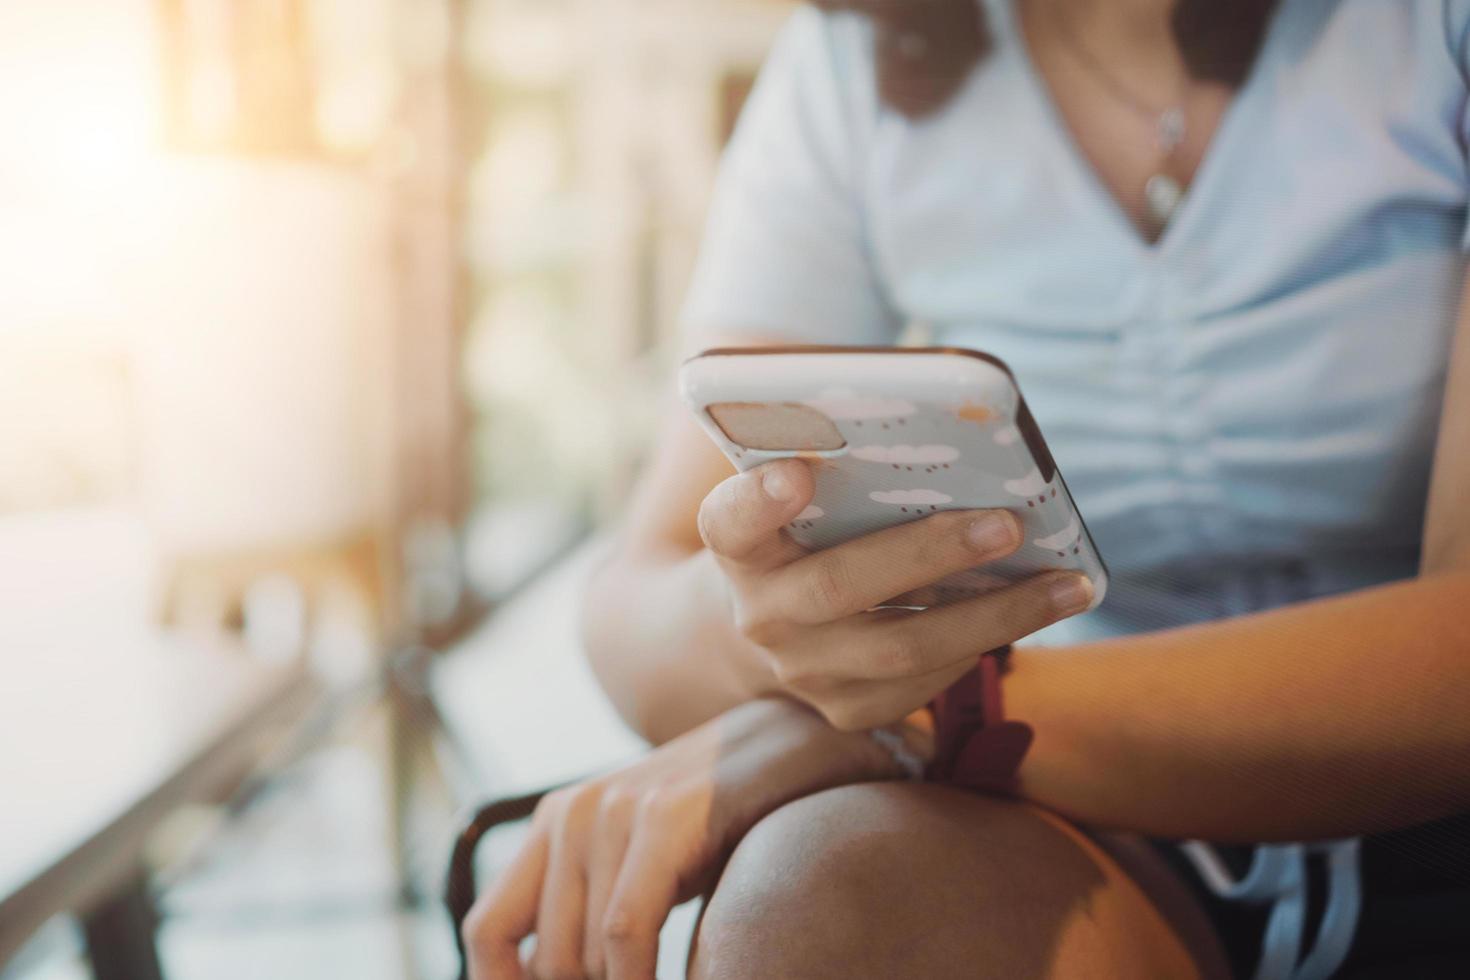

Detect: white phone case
[679, 346, 1108, 608]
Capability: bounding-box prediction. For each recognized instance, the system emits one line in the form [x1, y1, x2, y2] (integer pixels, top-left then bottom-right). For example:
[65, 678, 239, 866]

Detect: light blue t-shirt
[683, 0, 1470, 643]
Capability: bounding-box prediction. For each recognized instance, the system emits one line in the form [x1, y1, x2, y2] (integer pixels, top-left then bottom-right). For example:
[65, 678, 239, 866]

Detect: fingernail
[968, 513, 1019, 553]
[762, 468, 795, 502]
[1049, 574, 1095, 614]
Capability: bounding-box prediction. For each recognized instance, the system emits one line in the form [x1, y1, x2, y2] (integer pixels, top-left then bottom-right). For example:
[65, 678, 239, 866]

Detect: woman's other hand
[461, 697, 907, 980]
[699, 458, 1093, 730]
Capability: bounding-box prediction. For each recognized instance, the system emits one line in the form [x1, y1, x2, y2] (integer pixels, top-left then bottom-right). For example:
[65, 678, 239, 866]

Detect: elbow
[1412, 568, 1470, 629]
[1445, 567, 1470, 594]
[579, 555, 625, 693]
[579, 555, 665, 742]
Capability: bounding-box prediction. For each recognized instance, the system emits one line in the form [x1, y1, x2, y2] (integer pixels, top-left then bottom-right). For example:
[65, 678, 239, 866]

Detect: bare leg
[689, 782, 1230, 980]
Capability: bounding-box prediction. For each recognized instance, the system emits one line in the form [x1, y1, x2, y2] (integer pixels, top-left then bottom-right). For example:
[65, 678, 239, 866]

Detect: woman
[464, 0, 1470, 977]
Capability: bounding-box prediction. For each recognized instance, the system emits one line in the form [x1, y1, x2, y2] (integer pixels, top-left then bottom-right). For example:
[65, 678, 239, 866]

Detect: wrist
[806, 705, 937, 784]
[869, 707, 937, 779]
[740, 697, 925, 787]
[687, 548, 780, 700]
[1000, 645, 1053, 739]
[926, 648, 1034, 793]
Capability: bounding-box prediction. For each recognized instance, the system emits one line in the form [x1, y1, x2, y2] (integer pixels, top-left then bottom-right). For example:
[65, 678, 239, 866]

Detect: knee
[689, 783, 917, 980]
[688, 782, 1108, 980]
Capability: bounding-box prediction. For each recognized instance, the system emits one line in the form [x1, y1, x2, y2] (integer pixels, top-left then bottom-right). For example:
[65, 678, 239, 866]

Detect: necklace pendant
[1145, 173, 1184, 227]
[1157, 107, 1186, 152]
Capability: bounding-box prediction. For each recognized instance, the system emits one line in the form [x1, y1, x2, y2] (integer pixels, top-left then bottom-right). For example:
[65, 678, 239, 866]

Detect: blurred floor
[5, 540, 703, 980]
[6, 736, 456, 980]
[156, 743, 456, 980]
[433, 539, 644, 793]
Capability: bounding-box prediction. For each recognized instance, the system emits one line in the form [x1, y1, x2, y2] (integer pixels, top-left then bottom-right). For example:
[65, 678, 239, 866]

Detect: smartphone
[678, 345, 1108, 608]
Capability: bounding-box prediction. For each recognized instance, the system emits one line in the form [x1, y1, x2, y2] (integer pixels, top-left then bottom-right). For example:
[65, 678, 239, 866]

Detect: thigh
[690, 782, 1232, 980]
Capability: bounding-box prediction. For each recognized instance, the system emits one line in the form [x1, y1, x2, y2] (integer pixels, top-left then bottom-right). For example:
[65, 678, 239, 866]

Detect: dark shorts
[1154, 814, 1470, 979]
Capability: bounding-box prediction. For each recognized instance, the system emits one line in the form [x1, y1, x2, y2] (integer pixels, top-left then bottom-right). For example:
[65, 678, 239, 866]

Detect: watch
[925, 647, 1034, 792]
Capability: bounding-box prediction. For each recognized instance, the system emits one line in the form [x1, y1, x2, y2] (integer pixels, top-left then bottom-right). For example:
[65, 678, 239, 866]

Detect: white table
[0, 632, 315, 978]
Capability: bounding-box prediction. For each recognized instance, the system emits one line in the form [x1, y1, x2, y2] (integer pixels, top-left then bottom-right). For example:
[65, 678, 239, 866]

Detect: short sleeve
[1447, 0, 1470, 248]
[680, 8, 901, 348]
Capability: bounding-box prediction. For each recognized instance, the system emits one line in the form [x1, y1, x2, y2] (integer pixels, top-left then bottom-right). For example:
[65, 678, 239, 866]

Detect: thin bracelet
[869, 727, 927, 780]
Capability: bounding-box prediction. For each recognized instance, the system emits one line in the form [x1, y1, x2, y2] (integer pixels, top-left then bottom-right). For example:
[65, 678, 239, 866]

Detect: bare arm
[581, 339, 786, 744]
[1009, 571, 1470, 841]
[581, 339, 1082, 746]
[1426, 275, 1470, 575]
[1008, 280, 1470, 842]
[588, 287, 1470, 842]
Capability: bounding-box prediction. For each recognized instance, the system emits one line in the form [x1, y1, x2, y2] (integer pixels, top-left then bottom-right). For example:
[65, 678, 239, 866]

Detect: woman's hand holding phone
[699, 457, 1095, 731]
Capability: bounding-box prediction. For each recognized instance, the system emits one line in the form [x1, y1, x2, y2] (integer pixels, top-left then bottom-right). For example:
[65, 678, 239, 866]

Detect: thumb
[696, 458, 814, 572]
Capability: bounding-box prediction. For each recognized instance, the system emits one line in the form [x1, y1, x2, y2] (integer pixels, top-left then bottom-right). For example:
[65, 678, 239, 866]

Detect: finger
[696, 458, 813, 571]
[881, 584, 943, 609]
[789, 570, 1090, 686]
[759, 509, 1022, 625]
[582, 799, 634, 979]
[819, 652, 979, 732]
[601, 824, 681, 980]
[871, 571, 1094, 677]
[463, 827, 550, 980]
[530, 812, 589, 980]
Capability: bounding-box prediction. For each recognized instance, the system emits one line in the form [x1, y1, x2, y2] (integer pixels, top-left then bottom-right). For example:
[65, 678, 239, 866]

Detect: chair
[445, 781, 571, 980]
[435, 539, 647, 979]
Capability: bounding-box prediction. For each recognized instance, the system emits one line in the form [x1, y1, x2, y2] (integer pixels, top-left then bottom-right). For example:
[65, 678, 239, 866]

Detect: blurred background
[0, 1, 791, 977]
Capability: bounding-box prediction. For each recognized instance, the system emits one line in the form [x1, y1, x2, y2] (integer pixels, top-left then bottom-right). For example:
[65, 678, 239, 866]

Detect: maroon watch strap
[925, 647, 1034, 793]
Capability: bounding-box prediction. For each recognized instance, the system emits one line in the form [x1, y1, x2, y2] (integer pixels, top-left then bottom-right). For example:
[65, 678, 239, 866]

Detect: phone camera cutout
[706, 402, 846, 452]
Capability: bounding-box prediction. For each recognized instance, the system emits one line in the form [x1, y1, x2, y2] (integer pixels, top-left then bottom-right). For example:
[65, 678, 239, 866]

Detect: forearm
[1008, 571, 1470, 842]
[582, 547, 766, 744]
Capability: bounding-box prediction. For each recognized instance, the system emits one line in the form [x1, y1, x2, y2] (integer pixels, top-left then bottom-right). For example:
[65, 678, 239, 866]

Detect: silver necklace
[1052, 9, 1189, 227]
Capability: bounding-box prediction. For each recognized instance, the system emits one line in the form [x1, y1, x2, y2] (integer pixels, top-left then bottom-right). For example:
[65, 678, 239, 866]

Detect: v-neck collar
[988, 0, 1287, 259]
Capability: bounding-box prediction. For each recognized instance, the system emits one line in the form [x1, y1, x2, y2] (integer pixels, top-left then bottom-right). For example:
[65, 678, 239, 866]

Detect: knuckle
[535, 785, 598, 841]
[956, 581, 1056, 651]
[596, 784, 637, 822]
[529, 794, 562, 832]
[869, 631, 925, 678]
[802, 558, 853, 613]
[915, 511, 971, 560]
[768, 657, 802, 690]
[460, 897, 492, 950]
[770, 656, 829, 695]
[906, 534, 946, 573]
[912, 545, 967, 588]
[458, 916, 479, 952]
[539, 786, 573, 812]
[997, 581, 1056, 630]
[554, 786, 601, 837]
[635, 785, 678, 822]
[815, 700, 848, 729]
[747, 644, 784, 689]
[602, 908, 639, 945]
[732, 601, 779, 647]
[536, 787, 575, 823]
[818, 699, 865, 732]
